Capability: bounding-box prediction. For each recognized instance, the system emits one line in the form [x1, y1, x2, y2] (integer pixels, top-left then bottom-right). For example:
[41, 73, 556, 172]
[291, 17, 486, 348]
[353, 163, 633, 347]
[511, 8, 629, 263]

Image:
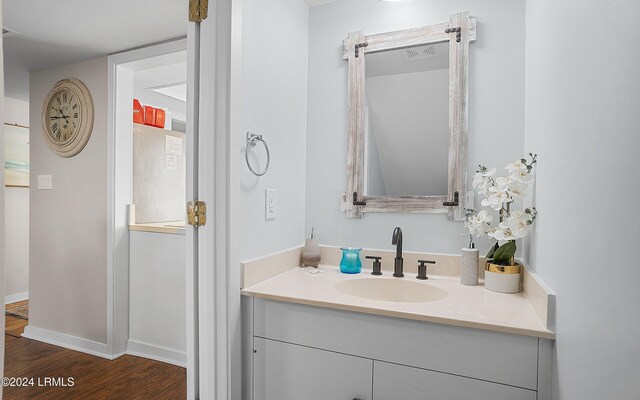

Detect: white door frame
[196, 0, 242, 398]
[107, 38, 188, 359]
[107, 1, 241, 398]
[106, 37, 194, 387]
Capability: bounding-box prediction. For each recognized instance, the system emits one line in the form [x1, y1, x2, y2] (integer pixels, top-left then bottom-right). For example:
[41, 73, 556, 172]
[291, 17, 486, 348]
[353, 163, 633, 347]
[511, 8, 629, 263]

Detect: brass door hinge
[189, 0, 209, 22]
[187, 201, 207, 227]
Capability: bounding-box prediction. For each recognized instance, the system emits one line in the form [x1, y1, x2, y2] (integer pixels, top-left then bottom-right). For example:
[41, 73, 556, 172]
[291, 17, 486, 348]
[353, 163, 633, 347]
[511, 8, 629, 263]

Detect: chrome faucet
[392, 227, 404, 277]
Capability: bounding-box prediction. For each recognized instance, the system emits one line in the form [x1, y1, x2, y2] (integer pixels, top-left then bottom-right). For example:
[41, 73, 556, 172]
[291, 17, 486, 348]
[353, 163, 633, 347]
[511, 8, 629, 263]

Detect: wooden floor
[4, 308, 186, 400]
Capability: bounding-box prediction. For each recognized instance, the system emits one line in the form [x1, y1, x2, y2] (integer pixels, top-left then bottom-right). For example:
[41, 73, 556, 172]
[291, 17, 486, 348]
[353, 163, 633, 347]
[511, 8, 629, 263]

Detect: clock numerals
[51, 122, 60, 140]
[47, 89, 81, 142]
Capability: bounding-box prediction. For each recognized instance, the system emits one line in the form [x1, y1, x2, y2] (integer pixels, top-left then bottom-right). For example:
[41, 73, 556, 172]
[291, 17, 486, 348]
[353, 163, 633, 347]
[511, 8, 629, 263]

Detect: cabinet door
[254, 337, 373, 400]
[373, 361, 536, 400]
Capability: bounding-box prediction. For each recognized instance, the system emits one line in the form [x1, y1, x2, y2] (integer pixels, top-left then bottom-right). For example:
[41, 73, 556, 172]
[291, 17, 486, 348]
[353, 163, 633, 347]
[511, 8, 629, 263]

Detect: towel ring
[246, 131, 270, 176]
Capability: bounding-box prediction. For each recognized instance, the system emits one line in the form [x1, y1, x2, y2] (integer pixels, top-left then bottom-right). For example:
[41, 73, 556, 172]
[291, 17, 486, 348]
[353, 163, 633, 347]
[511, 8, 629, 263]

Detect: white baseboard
[22, 326, 115, 359]
[5, 291, 29, 304]
[126, 339, 186, 368]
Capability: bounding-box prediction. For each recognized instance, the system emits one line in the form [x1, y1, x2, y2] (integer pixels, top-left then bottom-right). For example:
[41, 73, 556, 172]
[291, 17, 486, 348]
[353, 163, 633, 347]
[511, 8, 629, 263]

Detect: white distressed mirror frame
[341, 12, 476, 220]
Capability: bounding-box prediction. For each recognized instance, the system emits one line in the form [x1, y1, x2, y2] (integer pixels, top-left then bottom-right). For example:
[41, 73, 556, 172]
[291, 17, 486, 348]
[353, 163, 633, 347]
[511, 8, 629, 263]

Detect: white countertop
[129, 221, 186, 235]
[241, 264, 555, 339]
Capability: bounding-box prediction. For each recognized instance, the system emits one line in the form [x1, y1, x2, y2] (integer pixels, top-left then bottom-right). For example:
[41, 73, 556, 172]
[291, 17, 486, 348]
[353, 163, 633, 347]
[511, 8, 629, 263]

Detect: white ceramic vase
[484, 262, 521, 293]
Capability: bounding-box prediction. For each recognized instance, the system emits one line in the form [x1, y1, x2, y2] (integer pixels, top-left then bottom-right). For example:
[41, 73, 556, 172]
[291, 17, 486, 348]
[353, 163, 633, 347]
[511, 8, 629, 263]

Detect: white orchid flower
[507, 181, 527, 199]
[476, 210, 493, 223]
[510, 170, 534, 184]
[465, 210, 494, 237]
[483, 167, 497, 177]
[475, 166, 497, 179]
[481, 192, 508, 211]
[488, 226, 515, 241]
[476, 178, 492, 194]
[505, 159, 527, 173]
[490, 212, 533, 240]
[482, 177, 510, 210]
[473, 167, 497, 194]
[491, 176, 511, 190]
[469, 155, 538, 248]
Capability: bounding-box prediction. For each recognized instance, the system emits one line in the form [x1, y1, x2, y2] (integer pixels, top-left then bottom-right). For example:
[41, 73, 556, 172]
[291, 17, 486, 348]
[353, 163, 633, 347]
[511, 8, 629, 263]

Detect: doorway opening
[109, 41, 189, 368]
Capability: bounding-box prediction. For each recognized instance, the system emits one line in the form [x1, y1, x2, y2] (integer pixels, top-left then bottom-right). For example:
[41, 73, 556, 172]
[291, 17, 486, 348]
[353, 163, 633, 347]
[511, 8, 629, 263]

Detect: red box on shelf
[133, 99, 144, 124]
[154, 108, 166, 129]
[143, 106, 156, 127]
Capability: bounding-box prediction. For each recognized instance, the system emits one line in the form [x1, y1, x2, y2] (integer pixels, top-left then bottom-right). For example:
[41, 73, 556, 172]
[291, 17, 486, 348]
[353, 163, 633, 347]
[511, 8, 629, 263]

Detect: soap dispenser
[302, 227, 321, 267]
[460, 234, 479, 286]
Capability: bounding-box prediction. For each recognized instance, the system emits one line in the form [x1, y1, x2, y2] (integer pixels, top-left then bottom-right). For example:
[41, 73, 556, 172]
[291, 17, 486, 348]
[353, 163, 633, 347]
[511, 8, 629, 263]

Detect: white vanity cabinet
[254, 337, 372, 400]
[372, 361, 536, 400]
[243, 297, 551, 400]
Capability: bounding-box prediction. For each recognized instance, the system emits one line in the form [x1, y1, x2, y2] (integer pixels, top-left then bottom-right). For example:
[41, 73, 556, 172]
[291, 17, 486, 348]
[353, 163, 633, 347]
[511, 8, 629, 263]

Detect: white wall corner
[22, 326, 114, 360]
[5, 291, 29, 305]
[126, 339, 187, 368]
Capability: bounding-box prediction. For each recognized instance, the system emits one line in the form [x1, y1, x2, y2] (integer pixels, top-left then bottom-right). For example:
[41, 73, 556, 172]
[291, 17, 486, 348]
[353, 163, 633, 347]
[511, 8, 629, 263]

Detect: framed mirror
[342, 12, 476, 220]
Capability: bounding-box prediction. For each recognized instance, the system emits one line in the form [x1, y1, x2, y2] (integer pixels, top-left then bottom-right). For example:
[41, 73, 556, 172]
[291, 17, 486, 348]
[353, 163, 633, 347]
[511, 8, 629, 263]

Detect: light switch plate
[38, 175, 53, 190]
[265, 189, 276, 220]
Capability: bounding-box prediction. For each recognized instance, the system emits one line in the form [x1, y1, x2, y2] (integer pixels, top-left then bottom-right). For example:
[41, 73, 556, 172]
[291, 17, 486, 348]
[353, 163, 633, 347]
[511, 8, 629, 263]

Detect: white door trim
[196, 0, 242, 398]
[186, 22, 201, 400]
[106, 37, 193, 389]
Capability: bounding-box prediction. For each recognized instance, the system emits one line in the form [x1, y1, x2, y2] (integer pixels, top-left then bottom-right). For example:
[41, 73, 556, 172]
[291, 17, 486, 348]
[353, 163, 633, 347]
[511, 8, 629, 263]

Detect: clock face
[42, 78, 94, 157]
[45, 88, 80, 144]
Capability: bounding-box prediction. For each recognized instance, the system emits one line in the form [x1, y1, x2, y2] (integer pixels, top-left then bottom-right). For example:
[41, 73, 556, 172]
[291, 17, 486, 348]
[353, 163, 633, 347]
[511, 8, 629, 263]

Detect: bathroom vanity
[239, 8, 555, 400]
[241, 248, 554, 400]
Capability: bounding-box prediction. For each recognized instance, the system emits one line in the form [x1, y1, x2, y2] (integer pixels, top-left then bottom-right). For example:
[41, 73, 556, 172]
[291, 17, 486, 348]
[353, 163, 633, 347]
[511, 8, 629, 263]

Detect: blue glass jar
[340, 247, 362, 274]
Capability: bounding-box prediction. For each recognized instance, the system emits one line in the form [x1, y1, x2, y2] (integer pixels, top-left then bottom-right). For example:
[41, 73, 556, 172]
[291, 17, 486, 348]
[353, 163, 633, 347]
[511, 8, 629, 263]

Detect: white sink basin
[335, 277, 448, 303]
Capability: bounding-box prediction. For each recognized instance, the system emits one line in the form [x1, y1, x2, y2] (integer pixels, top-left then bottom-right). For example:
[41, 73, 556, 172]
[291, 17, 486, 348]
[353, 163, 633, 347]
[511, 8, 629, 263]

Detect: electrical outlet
[38, 175, 53, 190]
[265, 189, 276, 220]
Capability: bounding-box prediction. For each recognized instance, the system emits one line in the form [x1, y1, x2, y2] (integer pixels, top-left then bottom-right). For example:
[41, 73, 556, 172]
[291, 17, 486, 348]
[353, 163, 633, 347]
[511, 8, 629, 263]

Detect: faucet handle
[417, 260, 436, 280]
[365, 256, 383, 276]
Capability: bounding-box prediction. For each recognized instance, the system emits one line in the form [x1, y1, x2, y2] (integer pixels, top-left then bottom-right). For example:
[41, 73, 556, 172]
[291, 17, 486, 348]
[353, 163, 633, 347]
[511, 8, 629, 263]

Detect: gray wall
[524, 1, 640, 398]
[306, 0, 526, 253]
[4, 97, 30, 300]
[29, 57, 108, 343]
[240, 0, 309, 260]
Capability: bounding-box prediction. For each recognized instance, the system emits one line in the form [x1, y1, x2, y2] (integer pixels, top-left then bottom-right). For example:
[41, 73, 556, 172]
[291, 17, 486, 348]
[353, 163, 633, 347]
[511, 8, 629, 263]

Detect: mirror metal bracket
[354, 42, 368, 58]
[353, 192, 367, 206]
[342, 12, 476, 220]
[445, 27, 462, 42]
[442, 191, 460, 207]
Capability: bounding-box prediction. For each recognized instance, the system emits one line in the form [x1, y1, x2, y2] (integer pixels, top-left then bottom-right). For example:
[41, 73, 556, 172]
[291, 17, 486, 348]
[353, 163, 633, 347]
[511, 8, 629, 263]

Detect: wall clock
[41, 78, 94, 157]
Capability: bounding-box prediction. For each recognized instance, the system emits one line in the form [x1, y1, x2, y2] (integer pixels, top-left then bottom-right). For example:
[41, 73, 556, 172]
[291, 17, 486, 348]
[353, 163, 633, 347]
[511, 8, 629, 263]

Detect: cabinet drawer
[253, 337, 373, 400]
[373, 361, 536, 400]
[253, 298, 538, 390]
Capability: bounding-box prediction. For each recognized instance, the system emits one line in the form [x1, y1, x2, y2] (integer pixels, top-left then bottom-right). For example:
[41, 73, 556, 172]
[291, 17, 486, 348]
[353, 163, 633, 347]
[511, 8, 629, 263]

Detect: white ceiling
[304, 0, 339, 6]
[2, 0, 188, 100]
[133, 57, 187, 122]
